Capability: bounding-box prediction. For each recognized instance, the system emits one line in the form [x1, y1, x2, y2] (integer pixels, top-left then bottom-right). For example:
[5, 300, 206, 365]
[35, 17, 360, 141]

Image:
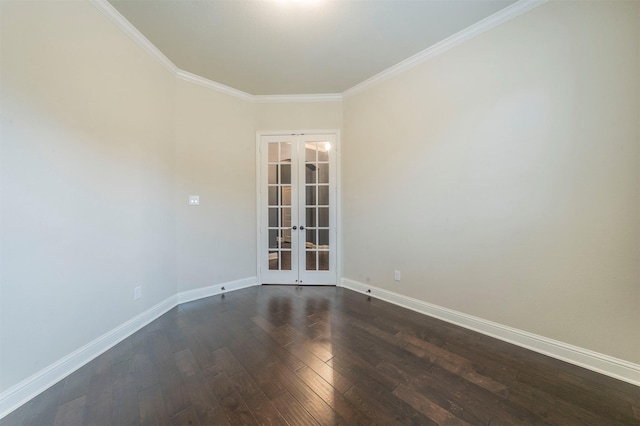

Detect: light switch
[188, 195, 200, 206]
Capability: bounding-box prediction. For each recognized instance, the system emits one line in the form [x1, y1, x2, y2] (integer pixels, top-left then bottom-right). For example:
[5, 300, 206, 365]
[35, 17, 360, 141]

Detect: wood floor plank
[442, 339, 520, 382]
[344, 381, 437, 426]
[145, 331, 190, 418]
[270, 361, 344, 425]
[272, 391, 319, 426]
[270, 324, 299, 347]
[410, 369, 489, 426]
[58, 363, 93, 407]
[251, 315, 277, 333]
[229, 370, 289, 426]
[208, 371, 258, 426]
[52, 396, 85, 426]
[285, 342, 353, 394]
[328, 352, 400, 392]
[516, 369, 638, 424]
[170, 407, 201, 426]
[174, 348, 229, 426]
[83, 353, 114, 426]
[278, 324, 334, 362]
[21, 382, 64, 426]
[557, 369, 640, 406]
[505, 372, 626, 425]
[398, 331, 510, 398]
[228, 338, 287, 399]
[210, 347, 245, 376]
[135, 337, 160, 392]
[138, 384, 170, 426]
[3, 286, 638, 426]
[184, 326, 217, 371]
[248, 325, 306, 372]
[159, 313, 190, 353]
[306, 321, 328, 340]
[294, 366, 373, 425]
[111, 359, 140, 426]
[393, 384, 470, 426]
[428, 364, 550, 425]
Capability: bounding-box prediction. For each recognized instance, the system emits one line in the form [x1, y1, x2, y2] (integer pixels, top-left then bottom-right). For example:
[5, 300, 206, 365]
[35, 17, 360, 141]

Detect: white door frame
[256, 130, 341, 285]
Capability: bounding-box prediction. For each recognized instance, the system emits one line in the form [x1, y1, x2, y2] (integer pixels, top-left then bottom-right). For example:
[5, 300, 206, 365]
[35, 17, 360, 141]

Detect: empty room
[1, 0, 639, 424]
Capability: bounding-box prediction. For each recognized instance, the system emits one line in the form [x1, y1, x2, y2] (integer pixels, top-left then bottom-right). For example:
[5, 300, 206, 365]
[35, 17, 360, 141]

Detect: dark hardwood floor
[2, 285, 639, 425]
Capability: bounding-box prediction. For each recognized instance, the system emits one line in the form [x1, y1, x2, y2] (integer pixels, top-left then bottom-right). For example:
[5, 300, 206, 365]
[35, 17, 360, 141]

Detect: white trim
[177, 71, 342, 103]
[257, 130, 340, 137]
[176, 70, 255, 102]
[89, 0, 178, 75]
[176, 277, 258, 304]
[253, 94, 343, 103]
[0, 295, 177, 419]
[341, 278, 640, 387]
[0, 277, 258, 419]
[342, 0, 548, 98]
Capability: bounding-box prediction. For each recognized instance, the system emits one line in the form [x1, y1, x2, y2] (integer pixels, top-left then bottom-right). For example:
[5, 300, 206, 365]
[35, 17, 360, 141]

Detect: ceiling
[108, 0, 517, 96]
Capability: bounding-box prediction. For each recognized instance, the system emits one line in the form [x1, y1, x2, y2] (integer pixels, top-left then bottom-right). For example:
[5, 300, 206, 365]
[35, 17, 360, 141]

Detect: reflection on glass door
[259, 133, 337, 285]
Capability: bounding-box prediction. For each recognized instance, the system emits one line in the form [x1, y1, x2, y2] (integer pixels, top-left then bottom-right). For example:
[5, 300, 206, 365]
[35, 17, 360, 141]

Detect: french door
[258, 132, 337, 285]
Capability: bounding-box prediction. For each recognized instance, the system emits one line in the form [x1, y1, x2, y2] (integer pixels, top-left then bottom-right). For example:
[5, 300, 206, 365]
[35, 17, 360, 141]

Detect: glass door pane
[298, 135, 335, 284]
[269, 142, 292, 271]
[261, 136, 298, 284]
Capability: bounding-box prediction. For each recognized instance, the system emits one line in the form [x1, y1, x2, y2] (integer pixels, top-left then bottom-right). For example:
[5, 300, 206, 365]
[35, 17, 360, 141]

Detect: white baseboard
[177, 277, 258, 304]
[341, 278, 640, 387]
[0, 276, 258, 419]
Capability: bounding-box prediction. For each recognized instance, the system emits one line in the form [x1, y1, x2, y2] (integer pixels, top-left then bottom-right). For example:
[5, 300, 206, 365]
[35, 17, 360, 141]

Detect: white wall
[254, 101, 343, 131]
[0, 1, 176, 392]
[343, 0, 640, 363]
[175, 80, 256, 292]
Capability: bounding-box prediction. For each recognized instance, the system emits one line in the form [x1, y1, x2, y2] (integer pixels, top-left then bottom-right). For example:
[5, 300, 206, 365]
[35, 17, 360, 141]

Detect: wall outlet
[134, 286, 142, 300]
[394, 270, 401, 281]
[188, 195, 200, 206]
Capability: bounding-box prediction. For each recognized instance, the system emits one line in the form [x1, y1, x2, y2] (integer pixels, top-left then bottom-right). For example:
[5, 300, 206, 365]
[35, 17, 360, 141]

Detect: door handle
[292, 226, 297, 230]
[300, 226, 305, 230]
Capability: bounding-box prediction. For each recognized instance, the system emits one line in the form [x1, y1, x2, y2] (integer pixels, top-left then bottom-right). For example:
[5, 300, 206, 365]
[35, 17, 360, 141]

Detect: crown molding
[176, 71, 343, 103]
[89, 0, 178, 75]
[176, 70, 255, 102]
[253, 93, 343, 103]
[343, 0, 548, 98]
